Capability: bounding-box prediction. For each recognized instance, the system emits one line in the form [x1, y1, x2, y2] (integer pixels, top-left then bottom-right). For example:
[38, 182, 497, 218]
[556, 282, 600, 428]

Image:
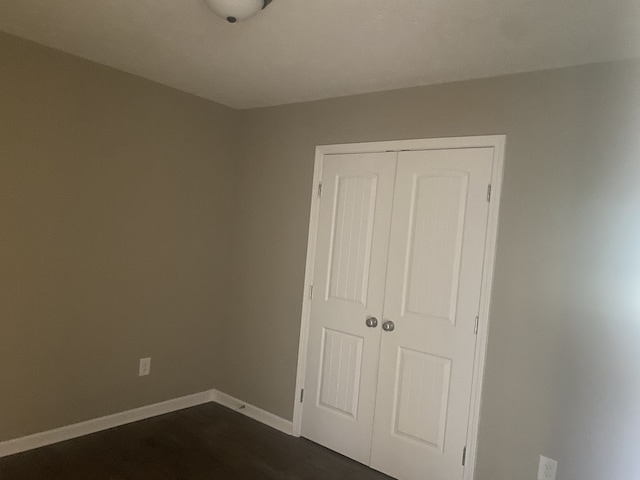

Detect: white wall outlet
[538, 455, 558, 480]
[139, 357, 151, 377]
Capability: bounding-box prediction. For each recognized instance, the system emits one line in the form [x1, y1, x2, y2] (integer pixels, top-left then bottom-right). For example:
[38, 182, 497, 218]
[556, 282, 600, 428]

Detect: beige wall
[222, 61, 640, 480]
[3, 31, 640, 480]
[0, 33, 239, 440]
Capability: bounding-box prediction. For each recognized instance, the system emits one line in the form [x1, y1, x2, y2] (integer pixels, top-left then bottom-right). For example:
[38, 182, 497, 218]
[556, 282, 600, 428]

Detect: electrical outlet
[538, 455, 558, 480]
[139, 357, 151, 377]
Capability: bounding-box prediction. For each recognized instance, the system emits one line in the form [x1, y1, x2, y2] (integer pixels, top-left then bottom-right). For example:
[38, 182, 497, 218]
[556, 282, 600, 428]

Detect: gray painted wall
[0, 33, 239, 440]
[221, 60, 640, 480]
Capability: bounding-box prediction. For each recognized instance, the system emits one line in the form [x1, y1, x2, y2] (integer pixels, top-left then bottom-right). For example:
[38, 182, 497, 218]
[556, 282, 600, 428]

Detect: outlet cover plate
[139, 357, 151, 376]
[538, 455, 558, 480]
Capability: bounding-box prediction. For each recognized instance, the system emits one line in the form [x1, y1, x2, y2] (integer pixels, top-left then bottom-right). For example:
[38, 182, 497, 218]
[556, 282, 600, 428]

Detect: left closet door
[300, 151, 397, 464]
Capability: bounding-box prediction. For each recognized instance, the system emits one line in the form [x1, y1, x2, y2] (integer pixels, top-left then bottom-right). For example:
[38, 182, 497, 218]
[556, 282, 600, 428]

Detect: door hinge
[474, 316, 479, 335]
[317, 182, 323, 198]
[462, 446, 467, 466]
[487, 184, 492, 202]
[300, 389, 304, 403]
[309, 285, 314, 299]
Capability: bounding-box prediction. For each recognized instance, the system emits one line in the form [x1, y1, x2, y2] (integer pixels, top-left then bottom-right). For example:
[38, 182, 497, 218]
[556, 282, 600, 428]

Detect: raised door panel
[318, 328, 364, 418]
[327, 175, 377, 305]
[403, 173, 469, 324]
[394, 348, 451, 451]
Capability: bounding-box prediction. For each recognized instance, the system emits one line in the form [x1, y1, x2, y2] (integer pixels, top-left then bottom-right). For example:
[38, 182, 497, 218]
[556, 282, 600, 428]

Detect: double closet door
[301, 147, 493, 480]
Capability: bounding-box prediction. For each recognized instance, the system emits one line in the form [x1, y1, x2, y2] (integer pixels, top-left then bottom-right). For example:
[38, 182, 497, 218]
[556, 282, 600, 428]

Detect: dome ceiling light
[204, 0, 272, 23]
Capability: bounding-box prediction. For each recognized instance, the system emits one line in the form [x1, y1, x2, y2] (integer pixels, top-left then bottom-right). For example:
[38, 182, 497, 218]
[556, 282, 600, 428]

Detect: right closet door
[369, 148, 493, 480]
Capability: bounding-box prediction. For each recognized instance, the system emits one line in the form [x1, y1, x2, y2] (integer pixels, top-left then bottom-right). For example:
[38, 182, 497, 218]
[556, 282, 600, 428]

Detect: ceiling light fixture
[204, 0, 272, 23]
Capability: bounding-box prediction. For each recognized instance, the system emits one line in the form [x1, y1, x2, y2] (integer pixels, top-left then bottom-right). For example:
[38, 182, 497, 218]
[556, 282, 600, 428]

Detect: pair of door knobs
[366, 317, 395, 331]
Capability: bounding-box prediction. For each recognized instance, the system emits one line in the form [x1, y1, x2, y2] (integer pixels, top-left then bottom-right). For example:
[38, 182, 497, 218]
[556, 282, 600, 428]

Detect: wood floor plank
[0, 402, 393, 479]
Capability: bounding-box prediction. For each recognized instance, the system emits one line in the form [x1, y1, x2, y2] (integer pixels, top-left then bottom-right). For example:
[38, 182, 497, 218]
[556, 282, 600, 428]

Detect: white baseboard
[0, 390, 212, 458]
[209, 389, 293, 435]
[0, 388, 293, 459]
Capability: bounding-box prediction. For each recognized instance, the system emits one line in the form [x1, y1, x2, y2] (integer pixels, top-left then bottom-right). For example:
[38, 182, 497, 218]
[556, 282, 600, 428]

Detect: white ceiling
[1, 0, 639, 109]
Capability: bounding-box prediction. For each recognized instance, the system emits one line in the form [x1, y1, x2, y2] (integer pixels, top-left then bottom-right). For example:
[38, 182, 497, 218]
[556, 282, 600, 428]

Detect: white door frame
[292, 135, 506, 480]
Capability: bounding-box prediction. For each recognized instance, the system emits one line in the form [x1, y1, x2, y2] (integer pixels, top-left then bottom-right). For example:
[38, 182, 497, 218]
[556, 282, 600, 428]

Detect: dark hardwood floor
[0, 402, 393, 479]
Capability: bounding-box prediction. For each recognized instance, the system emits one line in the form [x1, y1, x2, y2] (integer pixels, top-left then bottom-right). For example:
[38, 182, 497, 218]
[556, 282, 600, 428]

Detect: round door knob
[382, 320, 395, 332]
[365, 316, 378, 328]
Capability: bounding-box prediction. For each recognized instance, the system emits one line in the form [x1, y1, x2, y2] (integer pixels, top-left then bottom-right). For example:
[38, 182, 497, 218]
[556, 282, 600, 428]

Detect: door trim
[292, 135, 506, 480]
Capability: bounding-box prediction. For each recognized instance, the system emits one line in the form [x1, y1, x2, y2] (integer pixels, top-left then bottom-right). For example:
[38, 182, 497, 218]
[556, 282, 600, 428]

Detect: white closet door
[301, 152, 397, 464]
[370, 148, 493, 480]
